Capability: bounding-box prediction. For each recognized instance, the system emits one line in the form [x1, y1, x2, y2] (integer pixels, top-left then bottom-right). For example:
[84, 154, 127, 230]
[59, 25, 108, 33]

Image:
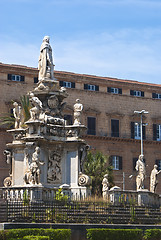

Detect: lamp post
[134, 110, 149, 156]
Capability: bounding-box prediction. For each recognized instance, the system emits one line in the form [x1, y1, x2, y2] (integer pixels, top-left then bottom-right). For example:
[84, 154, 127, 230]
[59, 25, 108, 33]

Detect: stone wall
[1, 63, 161, 193]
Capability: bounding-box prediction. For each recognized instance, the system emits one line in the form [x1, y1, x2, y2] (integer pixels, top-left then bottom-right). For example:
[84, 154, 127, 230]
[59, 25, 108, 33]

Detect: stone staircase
[3, 201, 161, 224]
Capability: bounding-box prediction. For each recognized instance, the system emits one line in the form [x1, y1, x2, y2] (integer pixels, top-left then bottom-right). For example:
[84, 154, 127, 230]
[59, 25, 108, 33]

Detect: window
[59, 81, 75, 88]
[131, 122, 146, 140]
[87, 117, 96, 135]
[34, 77, 38, 83]
[155, 160, 161, 171]
[110, 156, 122, 170]
[8, 74, 25, 82]
[111, 119, 119, 137]
[152, 93, 161, 99]
[84, 84, 99, 92]
[64, 114, 73, 125]
[134, 122, 141, 140]
[107, 87, 122, 94]
[153, 124, 161, 141]
[130, 90, 144, 97]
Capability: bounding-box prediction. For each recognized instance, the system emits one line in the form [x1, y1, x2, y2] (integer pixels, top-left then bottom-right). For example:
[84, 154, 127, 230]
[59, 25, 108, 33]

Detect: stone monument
[3, 36, 90, 201]
[102, 174, 109, 200]
[150, 165, 161, 193]
[135, 154, 146, 191]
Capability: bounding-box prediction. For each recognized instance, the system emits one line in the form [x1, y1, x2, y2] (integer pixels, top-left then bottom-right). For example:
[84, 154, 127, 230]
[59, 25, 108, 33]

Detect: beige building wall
[0, 63, 161, 193]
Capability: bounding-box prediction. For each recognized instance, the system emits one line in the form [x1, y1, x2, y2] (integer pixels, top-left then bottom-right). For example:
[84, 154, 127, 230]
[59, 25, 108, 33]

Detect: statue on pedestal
[135, 154, 146, 191]
[38, 36, 54, 80]
[13, 102, 24, 128]
[102, 174, 109, 200]
[29, 147, 45, 185]
[29, 93, 42, 121]
[150, 164, 161, 193]
[73, 99, 83, 125]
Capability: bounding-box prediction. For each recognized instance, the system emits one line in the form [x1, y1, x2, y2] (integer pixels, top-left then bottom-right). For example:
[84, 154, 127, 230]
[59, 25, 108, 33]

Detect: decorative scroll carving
[78, 172, 90, 186]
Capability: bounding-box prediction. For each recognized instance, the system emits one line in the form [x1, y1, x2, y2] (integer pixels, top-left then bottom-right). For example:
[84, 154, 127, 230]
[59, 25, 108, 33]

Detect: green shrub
[0, 228, 71, 240]
[144, 229, 161, 240]
[87, 229, 143, 240]
[23, 236, 49, 240]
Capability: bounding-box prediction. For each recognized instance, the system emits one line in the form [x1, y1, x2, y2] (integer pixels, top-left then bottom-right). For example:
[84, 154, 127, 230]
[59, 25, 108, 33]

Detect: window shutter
[152, 93, 157, 99]
[84, 84, 88, 90]
[95, 85, 99, 91]
[107, 87, 111, 93]
[133, 158, 138, 171]
[71, 82, 75, 88]
[131, 122, 135, 139]
[118, 88, 122, 94]
[109, 156, 112, 166]
[87, 117, 96, 135]
[143, 125, 146, 140]
[130, 90, 134, 96]
[59, 81, 64, 87]
[8, 74, 12, 80]
[119, 156, 122, 170]
[141, 91, 144, 97]
[20, 76, 25, 82]
[111, 119, 119, 137]
[153, 124, 157, 140]
[34, 77, 38, 83]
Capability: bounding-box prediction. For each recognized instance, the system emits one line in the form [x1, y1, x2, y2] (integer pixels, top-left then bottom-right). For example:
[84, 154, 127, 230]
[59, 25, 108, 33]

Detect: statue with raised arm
[38, 36, 54, 80]
[30, 147, 45, 185]
[135, 154, 146, 191]
[73, 99, 83, 125]
[150, 165, 161, 193]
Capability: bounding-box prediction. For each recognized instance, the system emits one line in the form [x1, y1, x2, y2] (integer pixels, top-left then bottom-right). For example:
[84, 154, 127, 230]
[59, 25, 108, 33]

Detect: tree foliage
[84, 151, 114, 196]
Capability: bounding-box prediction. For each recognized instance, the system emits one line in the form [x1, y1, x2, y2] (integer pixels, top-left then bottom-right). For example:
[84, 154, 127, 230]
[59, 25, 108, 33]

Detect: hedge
[87, 229, 143, 240]
[0, 228, 71, 240]
[144, 229, 161, 240]
[23, 236, 49, 240]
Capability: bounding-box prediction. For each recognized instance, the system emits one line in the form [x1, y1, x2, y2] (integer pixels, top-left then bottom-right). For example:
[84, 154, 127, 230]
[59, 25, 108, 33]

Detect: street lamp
[134, 110, 149, 156]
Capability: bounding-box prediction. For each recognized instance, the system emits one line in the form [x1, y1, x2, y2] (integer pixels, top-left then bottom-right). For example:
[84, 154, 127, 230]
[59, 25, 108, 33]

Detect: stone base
[109, 189, 160, 207]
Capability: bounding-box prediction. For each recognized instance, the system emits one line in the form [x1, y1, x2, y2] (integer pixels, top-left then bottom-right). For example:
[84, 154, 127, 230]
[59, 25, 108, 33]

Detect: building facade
[0, 62, 161, 192]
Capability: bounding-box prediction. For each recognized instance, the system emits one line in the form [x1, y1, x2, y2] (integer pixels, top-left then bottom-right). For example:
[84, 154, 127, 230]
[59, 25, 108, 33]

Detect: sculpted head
[139, 154, 144, 161]
[154, 164, 158, 169]
[13, 102, 18, 107]
[43, 36, 50, 43]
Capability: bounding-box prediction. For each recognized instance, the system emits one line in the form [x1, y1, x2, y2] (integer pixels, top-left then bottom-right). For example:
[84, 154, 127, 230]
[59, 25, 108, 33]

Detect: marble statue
[102, 174, 109, 200]
[135, 154, 146, 191]
[29, 93, 42, 121]
[150, 165, 161, 193]
[13, 102, 24, 128]
[38, 36, 54, 80]
[73, 99, 83, 125]
[29, 147, 45, 185]
[79, 145, 89, 172]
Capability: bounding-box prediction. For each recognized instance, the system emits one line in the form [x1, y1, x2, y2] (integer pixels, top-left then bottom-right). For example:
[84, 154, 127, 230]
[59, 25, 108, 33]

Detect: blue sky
[1, 0, 161, 84]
